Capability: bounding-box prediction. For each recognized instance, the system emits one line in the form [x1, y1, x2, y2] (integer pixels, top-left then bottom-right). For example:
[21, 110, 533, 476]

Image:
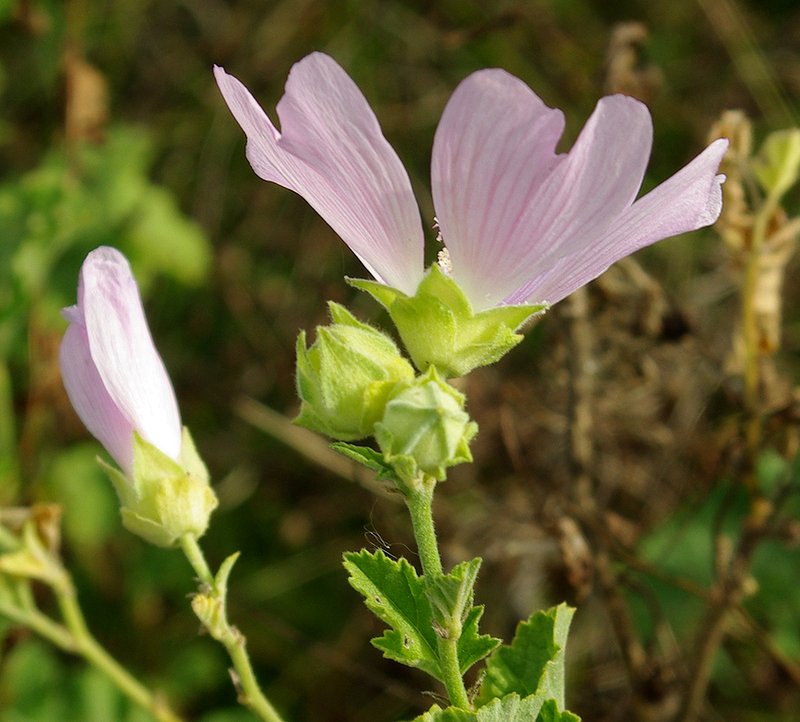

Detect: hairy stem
[405, 479, 471, 710]
[180, 534, 286, 722]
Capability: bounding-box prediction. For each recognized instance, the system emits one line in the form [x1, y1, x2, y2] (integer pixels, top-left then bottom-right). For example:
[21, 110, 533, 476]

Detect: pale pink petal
[509, 138, 729, 305]
[433, 81, 652, 310]
[214, 54, 424, 294]
[431, 69, 565, 310]
[77, 247, 182, 463]
[60, 322, 137, 475]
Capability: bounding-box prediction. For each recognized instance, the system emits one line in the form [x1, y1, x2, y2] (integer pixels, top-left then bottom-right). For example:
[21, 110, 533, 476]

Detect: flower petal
[60, 321, 138, 474]
[433, 78, 653, 311]
[511, 138, 729, 304]
[431, 69, 565, 310]
[75, 247, 182, 465]
[214, 53, 424, 294]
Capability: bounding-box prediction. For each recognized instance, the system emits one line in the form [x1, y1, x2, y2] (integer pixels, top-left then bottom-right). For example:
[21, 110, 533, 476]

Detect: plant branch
[180, 534, 286, 722]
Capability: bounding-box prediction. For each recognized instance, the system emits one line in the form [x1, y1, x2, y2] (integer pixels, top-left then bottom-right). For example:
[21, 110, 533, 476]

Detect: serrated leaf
[331, 442, 398, 480]
[409, 705, 476, 722]
[425, 557, 481, 629]
[343, 549, 441, 678]
[536, 698, 581, 722]
[476, 604, 575, 709]
[457, 605, 501, 674]
[476, 693, 543, 722]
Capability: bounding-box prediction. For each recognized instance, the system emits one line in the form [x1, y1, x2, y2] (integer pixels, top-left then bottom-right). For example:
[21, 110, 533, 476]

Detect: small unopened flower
[214, 53, 727, 312]
[60, 246, 182, 475]
[60, 247, 216, 547]
[295, 302, 415, 440]
[375, 367, 477, 486]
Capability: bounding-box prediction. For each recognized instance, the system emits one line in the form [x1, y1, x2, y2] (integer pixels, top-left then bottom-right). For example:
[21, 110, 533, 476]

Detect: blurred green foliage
[0, 0, 799, 721]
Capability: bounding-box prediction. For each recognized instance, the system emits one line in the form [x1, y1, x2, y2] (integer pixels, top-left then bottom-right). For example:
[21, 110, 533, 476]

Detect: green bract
[753, 128, 800, 200]
[350, 264, 546, 378]
[99, 428, 218, 548]
[295, 302, 415, 440]
[375, 366, 477, 484]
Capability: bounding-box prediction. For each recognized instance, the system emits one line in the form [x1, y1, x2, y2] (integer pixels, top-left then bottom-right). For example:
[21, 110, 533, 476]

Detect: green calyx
[349, 264, 546, 378]
[295, 302, 415, 440]
[375, 366, 477, 485]
[99, 427, 218, 548]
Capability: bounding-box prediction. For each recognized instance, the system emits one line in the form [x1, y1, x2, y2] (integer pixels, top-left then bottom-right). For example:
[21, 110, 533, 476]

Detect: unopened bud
[295, 303, 414, 440]
[375, 367, 477, 484]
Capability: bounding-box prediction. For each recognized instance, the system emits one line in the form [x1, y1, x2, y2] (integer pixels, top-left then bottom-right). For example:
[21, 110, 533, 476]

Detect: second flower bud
[295, 303, 415, 440]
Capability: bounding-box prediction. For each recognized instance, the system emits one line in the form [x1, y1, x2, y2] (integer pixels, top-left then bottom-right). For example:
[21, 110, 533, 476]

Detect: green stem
[405, 479, 443, 576]
[0, 599, 75, 651]
[405, 479, 471, 710]
[180, 534, 286, 722]
[51, 575, 183, 722]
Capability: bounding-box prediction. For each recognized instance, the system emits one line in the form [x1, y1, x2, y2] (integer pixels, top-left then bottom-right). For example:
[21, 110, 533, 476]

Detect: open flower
[214, 53, 727, 312]
[59, 246, 182, 476]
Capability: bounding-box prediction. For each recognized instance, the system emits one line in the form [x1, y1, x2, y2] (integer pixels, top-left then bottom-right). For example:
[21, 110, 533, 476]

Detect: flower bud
[295, 302, 415, 440]
[60, 247, 216, 547]
[375, 366, 477, 484]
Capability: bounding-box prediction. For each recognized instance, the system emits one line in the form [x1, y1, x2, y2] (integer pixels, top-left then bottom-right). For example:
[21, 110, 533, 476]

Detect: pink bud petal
[60, 247, 182, 474]
[214, 54, 425, 295]
[60, 322, 138, 474]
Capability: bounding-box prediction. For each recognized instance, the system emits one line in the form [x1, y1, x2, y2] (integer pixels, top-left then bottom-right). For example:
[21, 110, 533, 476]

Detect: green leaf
[457, 605, 501, 674]
[476, 604, 575, 709]
[752, 128, 800, 200]
[410, 693, 551, 722]
[476, 693, 544, 722]
[425, 557, 481, 630]
[331, 441, 398, 480]
[536, 699, 581, 722]
[343, 549, 441, 678]
[410, 706, 476, 722]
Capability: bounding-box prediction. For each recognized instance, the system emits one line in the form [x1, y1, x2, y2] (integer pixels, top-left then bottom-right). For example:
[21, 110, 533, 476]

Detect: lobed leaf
[343, 549, 441, 678]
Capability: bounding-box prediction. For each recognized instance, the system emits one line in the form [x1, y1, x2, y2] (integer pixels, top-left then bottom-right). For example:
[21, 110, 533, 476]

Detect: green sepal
[349, 265, 546, 378]
[343, 548, 441, 679]
[98, 429, 218, 548]
[475, 603, 575, 710]
[753, 128, 800, 200]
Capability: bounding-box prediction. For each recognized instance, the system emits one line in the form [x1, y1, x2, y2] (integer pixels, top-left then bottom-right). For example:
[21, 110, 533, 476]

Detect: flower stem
[180, 534, 286, 722]
[50, 574, 183, 722]
[405, 479, 471, 710]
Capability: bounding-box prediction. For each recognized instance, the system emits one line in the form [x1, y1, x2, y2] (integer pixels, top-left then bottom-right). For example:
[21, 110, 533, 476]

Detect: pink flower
[60, 247, 182, 476]
[214, 53, 727, 312]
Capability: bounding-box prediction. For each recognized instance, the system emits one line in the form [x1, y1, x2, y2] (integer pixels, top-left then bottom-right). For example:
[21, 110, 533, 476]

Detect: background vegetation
[1, 0, 800, 720]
